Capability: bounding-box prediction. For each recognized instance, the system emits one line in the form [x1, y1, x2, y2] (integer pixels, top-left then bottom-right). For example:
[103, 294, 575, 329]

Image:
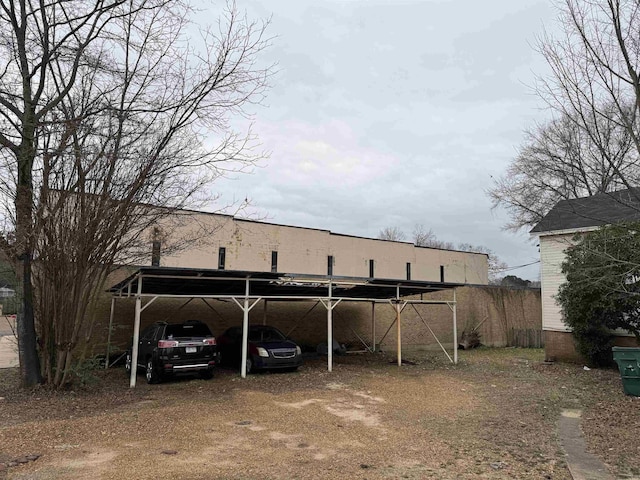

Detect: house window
[151, 240, 161, 267]
[369, 259, 375, 278]
[218, 247, 226, 270]
[406, 262, 411, 281]
[440, 265, 445, 283]
[271, 251, 278, 273]
[328, 255, 334, 276]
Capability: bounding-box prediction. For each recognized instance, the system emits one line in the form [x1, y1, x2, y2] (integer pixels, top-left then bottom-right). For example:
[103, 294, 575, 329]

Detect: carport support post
[241, 277, 250, 378]
[327, 281, 333, 372]
[453, 289, 458, 365]
[371, 301, 376, 353]
[396, 285, 402, 367]
[130, 276, 143, 388]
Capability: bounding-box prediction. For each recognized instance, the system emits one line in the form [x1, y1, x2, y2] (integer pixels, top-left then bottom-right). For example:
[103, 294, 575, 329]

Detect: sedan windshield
[249, 328, 286, 342]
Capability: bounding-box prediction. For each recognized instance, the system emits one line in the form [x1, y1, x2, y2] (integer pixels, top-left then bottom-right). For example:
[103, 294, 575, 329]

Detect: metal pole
[371, 301, 376, 353]
[453, 289, 458, 364]
[327, 281, 333, 372]
[396, 285, 402, 367]
[129, 276, 143, 388]
[241, 277, 250, 378]
[105, 297, 115, 370]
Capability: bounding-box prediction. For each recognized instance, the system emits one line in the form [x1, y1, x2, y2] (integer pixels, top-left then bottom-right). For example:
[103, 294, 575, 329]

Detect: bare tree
[457, 243, 508, 283]
[412, 224, 437, 247]
[489, 110, 639, 231]
[0, 0, 270, 387]
[490, 0, 640, 232]
[412, 224, 455, 249]
[382, 224, 505, 281]
[378, 226, 406, 242]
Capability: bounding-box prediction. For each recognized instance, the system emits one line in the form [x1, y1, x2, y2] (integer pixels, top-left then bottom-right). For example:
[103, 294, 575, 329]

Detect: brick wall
[545, 330, 640, 363]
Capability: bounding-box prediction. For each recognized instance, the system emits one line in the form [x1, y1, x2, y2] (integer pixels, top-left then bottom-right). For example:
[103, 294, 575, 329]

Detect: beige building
[155, 211, 489, 284]
[103, 210, 490, 383]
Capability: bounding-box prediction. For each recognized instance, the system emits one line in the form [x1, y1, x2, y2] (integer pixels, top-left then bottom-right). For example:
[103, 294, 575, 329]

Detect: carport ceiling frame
[107, 267, 461, 388]
[109, 266, 462, 301]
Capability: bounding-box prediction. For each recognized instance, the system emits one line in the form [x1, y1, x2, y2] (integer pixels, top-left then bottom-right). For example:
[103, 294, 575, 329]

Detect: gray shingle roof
[530, 188, 640, 233]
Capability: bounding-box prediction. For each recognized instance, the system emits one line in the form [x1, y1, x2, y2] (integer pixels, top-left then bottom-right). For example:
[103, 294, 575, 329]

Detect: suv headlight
[296, 346, 302, 355]
[257, 347, 269, 358]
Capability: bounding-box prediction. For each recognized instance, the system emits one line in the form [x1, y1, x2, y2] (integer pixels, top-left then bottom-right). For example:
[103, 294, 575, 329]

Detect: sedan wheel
[245, 357, 252, 374]
[146, 358, 160, 384]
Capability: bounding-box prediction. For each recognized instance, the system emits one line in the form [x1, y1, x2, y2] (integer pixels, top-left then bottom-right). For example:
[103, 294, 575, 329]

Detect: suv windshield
[165, 323, 212, 338]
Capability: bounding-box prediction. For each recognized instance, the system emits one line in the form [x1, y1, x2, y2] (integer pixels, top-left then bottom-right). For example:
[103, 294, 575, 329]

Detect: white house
[531, 188, 640, 361]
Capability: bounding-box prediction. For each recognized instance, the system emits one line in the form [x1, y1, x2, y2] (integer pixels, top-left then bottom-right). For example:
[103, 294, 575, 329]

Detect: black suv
[126, 320, 218, 383]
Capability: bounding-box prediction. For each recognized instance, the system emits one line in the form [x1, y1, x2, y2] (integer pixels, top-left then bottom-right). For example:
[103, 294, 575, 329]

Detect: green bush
[557, 222, 640, 366]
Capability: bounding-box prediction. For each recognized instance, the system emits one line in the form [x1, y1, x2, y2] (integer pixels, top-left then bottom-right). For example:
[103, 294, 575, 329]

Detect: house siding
[540, 234, 574, 332]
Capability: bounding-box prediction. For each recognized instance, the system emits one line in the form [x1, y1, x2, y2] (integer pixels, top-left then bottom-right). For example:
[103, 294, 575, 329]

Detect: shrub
[557, 222, 640, 366]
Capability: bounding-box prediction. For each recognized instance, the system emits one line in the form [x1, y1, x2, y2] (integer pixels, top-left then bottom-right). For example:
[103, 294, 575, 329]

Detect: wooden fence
[508, 328, 544, 348]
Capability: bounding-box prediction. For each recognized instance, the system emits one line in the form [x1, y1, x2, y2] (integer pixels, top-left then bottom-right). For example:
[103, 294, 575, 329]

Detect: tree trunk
[15, 137, 42, 387]
[17, 251, 41, 387]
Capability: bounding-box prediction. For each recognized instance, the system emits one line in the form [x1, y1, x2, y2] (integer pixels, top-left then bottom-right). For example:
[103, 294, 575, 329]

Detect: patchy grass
[0, 348, 637, 479]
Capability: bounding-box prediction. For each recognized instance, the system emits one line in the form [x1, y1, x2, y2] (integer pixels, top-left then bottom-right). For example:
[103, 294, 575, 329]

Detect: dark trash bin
[612, 347, 640, 397]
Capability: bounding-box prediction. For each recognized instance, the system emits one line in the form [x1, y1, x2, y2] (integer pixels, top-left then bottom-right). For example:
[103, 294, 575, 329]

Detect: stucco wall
[152, 212, 489, 284]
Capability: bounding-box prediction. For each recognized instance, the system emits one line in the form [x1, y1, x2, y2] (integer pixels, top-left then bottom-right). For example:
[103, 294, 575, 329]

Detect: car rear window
[165, 323, 212, 338]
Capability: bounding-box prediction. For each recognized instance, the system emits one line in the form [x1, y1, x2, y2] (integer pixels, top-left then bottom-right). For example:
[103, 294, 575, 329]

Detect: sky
[205, 0, 559, 281]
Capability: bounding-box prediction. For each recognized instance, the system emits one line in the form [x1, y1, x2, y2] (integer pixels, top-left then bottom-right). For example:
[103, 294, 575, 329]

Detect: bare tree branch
[0, 0, 272, 387]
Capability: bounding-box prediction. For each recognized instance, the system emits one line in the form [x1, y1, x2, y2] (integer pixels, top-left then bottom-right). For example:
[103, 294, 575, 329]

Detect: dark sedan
[217, 325, 303, 373]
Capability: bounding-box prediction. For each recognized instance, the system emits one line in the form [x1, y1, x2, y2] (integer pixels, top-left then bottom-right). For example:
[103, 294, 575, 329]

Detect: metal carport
[106, 267, 461, 388]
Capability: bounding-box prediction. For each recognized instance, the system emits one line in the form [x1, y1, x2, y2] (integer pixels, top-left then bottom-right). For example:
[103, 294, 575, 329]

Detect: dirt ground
[0, 348, 638, 480]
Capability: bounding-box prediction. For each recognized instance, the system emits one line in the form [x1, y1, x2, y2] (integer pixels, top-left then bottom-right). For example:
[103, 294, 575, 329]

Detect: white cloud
[200, 0, 557, 280]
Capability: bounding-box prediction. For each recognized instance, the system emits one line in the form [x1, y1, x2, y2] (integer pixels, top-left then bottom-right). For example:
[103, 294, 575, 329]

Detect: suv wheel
[146, 358, 160, 384]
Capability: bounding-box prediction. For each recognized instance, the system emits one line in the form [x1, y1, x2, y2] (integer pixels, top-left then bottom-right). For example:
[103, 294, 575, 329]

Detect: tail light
[158, 340, 179, 348]
[203, 338, 216, 345]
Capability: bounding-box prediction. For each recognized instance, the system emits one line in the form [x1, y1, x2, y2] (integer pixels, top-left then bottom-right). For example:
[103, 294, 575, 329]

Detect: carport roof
[109, 266, 462, 300]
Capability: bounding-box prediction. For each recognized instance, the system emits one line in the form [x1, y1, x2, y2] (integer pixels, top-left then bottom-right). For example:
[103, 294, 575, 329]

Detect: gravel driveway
[0, 348, 638, 479]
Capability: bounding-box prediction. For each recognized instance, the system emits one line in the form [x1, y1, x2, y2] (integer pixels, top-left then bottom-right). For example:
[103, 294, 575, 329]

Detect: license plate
[185, 346, 197, 353]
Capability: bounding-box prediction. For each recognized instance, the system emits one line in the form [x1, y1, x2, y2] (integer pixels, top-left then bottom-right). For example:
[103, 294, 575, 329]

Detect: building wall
[156, 212, 489, 284]
[545, 330, 639, 363]
[90, 212, 493, 360]
[539, 233, 574, 332]
[538, 230, 639, 362]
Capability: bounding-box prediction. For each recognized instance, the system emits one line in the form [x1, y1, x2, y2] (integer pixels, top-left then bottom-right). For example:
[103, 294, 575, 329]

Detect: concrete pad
[0, 334, 18, 369]
[558, 409, 613, 480]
